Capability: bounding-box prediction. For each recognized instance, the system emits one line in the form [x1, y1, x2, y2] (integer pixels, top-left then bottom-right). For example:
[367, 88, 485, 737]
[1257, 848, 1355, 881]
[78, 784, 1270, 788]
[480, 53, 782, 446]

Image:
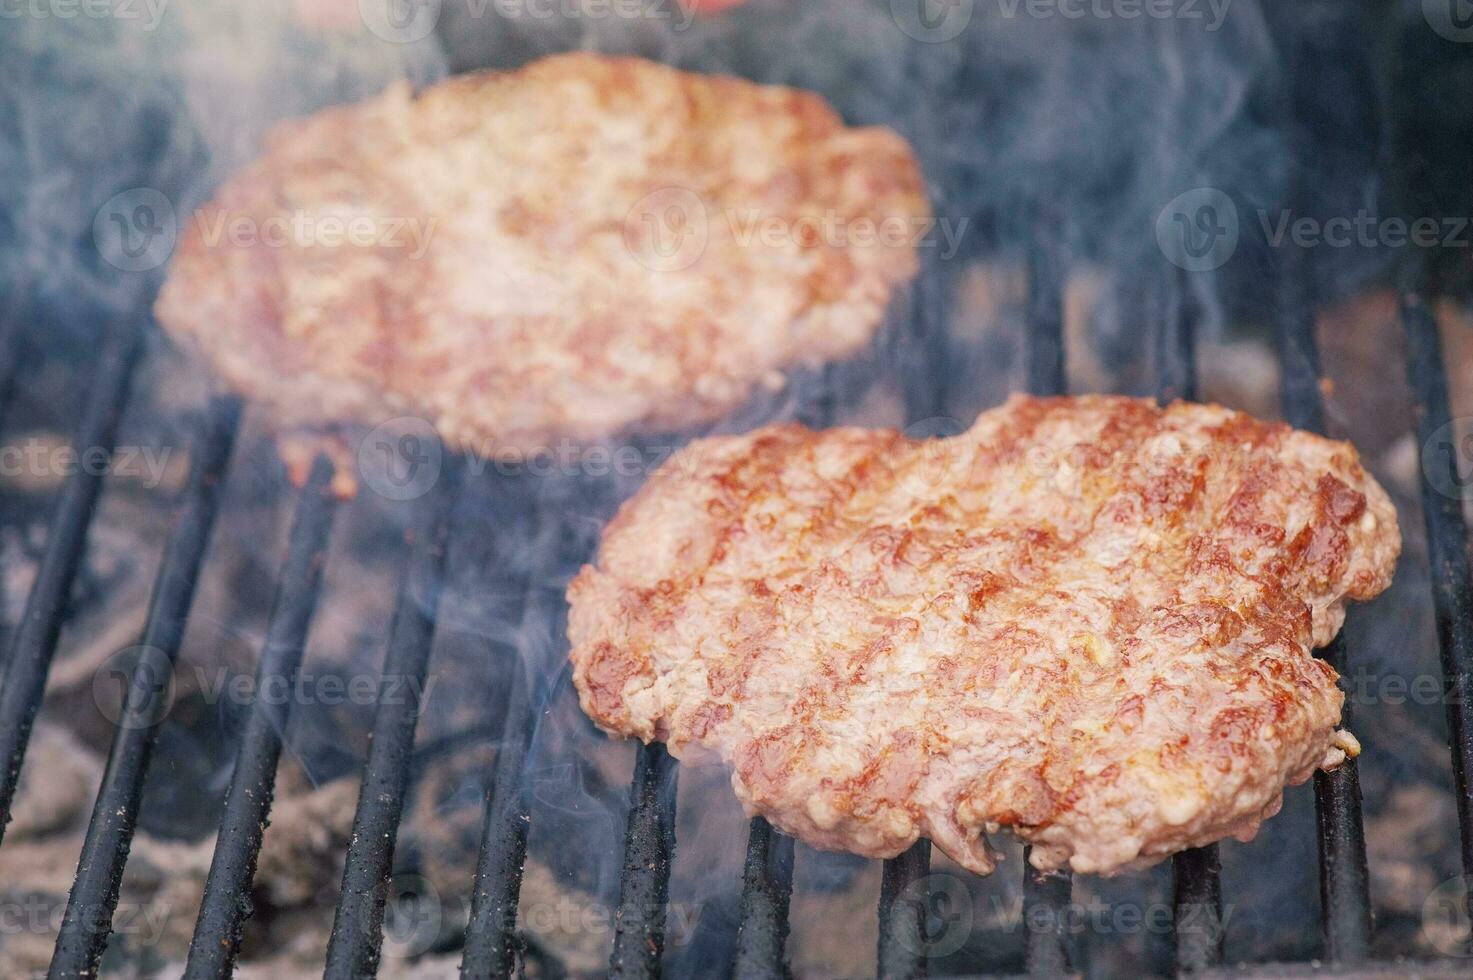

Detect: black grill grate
[5, 248, 1470, 980]
[0, 264, 1467, 980]
[7, 27, 1473, 980]
[2, 255, 1469, 980]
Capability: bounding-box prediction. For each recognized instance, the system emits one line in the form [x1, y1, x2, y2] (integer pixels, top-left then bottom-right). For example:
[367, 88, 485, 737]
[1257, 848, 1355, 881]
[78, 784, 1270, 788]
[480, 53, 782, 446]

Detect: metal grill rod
[726, 367, 844, 978]
[609, 741, 679, 979]
[323, 459, 462, 978]
[1020, 222, 1074, 978]
[49, 395, 242, 979]
[1274, 244, 1372, 963]
[459, 642, 534, 979]
[875, 233, 960, 980]
[733, 816, 795, 980]
[185, 455, 338, 979]
[1400, 275, 1473, 878]
[1150, 263, 1226, 973]
[878, 840, 932, 979]
[0, 320, 140, 842]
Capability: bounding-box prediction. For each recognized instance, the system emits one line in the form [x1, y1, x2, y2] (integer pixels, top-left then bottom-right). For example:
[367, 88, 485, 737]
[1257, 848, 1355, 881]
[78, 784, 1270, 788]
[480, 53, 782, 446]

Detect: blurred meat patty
[155, 53, 927, 456]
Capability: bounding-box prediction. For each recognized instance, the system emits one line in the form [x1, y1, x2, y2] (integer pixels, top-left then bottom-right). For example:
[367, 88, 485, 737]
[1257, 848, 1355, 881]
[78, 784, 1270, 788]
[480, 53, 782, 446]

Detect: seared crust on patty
[154, 53, 927, 455]
[567, 395, 1401, 875]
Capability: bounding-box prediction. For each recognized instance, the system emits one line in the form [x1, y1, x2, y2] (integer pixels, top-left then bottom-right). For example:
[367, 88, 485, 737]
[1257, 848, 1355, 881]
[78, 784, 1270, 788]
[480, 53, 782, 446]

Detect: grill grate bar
[1151, 263, 1198, 404]
[878, 840, 932, 979]
[1152, 262, 1225, 972]
[0, 320, 140, 841]
[0, 314, 25, 425]
[899, 248, 952, 424]
[726, 361, 844, 978]
[1274, 248, 1372, 962]
[185, 455, 338, 979]
[1024, 231, 1067, 400]
[324, 460, 462, 978]
[1399, 276, 1473, 877]
[1172, 845, 1225, 975]
[1022, 854, 1073, 977]
[459, 649, 534, 978]
[609, 741, 679, 979]
[875, 237, 959, 980]
[1310, 642, 1372, 964]
[1021, 230, 1074, 975]
[733, 816, 795, 980]
[49, 394, 242, 980]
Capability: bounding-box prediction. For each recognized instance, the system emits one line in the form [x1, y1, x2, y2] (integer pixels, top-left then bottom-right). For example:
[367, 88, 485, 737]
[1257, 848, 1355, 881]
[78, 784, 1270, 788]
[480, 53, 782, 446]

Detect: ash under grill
[3, 5, 1473, 980]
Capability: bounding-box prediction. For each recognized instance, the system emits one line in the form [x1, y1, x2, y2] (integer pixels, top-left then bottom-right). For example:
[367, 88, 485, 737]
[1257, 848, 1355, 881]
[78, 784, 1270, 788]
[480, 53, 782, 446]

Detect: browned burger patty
[568, 395, 1401, 875]
[154, 53, 927, 456]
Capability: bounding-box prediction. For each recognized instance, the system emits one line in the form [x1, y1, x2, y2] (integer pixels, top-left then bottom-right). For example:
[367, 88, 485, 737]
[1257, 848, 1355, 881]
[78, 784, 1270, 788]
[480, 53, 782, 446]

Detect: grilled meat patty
[568, 395, 1401, 875]
[154, 53, 926, 456]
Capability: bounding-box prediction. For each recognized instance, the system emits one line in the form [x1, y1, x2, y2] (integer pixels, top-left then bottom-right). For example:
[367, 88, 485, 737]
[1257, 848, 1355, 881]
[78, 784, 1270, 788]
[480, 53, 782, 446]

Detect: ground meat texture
[567, 395, 1401, 876]
[154, 53, 926, 456]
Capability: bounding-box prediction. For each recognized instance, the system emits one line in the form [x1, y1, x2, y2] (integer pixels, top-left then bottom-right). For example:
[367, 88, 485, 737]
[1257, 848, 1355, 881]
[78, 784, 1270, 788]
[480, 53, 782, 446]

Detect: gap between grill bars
[185, 455, 339, 979]
[323, 459, 463, 978]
